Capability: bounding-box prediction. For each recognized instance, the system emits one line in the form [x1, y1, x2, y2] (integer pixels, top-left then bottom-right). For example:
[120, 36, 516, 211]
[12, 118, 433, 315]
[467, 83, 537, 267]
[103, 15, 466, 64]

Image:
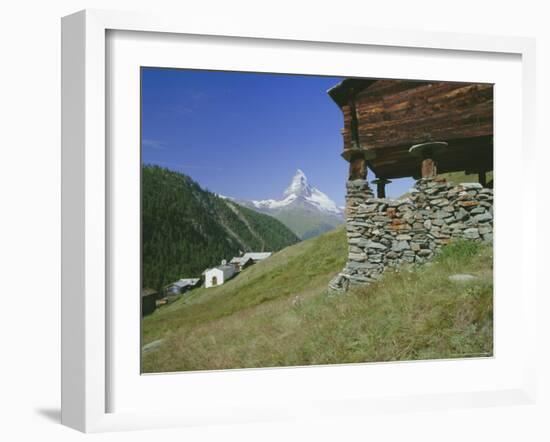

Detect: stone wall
[328, 177, 493, 293]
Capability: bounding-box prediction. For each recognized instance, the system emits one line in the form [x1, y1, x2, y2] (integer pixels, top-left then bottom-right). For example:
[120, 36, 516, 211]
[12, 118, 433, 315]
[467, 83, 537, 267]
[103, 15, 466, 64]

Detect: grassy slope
[142, 227, 493, 373]
[274, 208, 343, 239]
[440, 170, 494, 185]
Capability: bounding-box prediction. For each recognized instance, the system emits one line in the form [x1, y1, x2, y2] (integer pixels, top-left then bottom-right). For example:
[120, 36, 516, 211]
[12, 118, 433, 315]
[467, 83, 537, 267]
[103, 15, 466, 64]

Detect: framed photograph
[61, 9, 537, 432]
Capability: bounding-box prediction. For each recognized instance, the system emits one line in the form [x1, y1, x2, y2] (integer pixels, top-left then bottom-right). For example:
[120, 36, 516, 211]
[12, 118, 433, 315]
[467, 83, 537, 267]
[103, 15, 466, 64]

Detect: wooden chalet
[328, 79, 493, 191]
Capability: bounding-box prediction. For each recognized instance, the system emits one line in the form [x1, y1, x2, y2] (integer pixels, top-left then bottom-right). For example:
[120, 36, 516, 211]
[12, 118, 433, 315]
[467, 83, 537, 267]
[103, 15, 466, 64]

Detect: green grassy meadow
[141, 226, 493, 373]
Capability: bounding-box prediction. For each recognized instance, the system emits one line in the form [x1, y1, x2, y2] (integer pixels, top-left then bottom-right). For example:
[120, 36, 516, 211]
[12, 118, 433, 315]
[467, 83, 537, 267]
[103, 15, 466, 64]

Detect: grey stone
[470, 206, 486, 214]
[474, 212, 493, 223]
[430, 231, 451, 240]
[478, 225, 492, 235]
[396, 234, 412, 241]
[142, 339, 164, 354]
[333, 178, 494, 293]
[431, 198, 450, 207]
[448, 273, 478, 283]
[398, 205, 414, 212]
[360, 204, 379, 213]
[477, 193, 491, 200]
[364, 240, 387, 250]
[348, 221, 370, 227]
[328, 274, 350, 293]
[348, 261, 380, 270]
[463, 228, 480, 239]
[369, 254, 383, 263]
[448, 222, 466, 230]
[455, 207, 469, 221]
[368, 198, 388, 205]
[392, 241, 410, 252]
[460, 183, 483, 190]
[348, 253, 367, 261]
[402, 212, 415, 223]
[431, 210, 453, 219]
[387, 200, 401, 208]
[424, 187, 439, 195]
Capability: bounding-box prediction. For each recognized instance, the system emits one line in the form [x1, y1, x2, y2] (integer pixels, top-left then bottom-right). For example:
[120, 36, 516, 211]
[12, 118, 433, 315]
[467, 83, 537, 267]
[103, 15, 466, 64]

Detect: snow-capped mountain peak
[251, 170, 343, 216]
[283, 169, 311, 198]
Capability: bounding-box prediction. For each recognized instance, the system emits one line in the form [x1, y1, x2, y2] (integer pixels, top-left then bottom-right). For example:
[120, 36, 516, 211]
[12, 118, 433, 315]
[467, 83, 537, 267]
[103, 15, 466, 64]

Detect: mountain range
[142, 165, 299, 290]
[233, 169, 345, 239]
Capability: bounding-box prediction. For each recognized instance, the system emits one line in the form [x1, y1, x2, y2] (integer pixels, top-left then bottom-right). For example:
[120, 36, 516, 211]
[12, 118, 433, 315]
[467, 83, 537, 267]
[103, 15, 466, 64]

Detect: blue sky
[141, 68, 413, 206]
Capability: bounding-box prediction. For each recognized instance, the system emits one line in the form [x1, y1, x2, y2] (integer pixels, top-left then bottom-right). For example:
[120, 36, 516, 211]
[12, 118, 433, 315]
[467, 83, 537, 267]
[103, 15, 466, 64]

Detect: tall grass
[142, 229, 493, 373]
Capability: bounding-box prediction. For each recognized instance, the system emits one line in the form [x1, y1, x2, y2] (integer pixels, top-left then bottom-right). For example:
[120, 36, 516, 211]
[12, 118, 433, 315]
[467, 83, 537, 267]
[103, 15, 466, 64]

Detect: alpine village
[141, 78, 494, 373]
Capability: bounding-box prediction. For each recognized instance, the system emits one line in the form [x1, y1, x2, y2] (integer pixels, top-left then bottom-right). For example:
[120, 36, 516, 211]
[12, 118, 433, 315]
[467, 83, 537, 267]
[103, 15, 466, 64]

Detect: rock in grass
[448, 274, 478, 283]
[142, 339, 164, 354]
[328, 274, 350, 294]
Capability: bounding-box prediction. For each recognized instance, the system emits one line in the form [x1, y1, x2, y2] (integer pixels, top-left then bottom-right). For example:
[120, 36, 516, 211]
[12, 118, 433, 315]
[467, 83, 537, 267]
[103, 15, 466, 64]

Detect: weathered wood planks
[329, 79, 494, 179]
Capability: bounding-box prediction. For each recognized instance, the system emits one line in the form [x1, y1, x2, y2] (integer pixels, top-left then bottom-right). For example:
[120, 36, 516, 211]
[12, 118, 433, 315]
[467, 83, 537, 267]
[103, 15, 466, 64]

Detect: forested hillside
[142, 165, 299, 290]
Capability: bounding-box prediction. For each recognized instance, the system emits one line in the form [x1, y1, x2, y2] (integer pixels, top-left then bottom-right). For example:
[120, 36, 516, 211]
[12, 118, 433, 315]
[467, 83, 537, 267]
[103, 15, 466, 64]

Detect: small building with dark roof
[166, 278, 201, 295]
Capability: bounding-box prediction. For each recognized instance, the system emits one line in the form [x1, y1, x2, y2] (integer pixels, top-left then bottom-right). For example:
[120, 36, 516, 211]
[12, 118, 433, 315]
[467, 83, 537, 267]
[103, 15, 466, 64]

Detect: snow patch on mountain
[251, 169, 343, 216]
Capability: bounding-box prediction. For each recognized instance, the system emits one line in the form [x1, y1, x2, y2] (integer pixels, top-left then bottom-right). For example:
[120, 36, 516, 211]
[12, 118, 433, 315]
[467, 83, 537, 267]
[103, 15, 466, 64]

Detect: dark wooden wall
[336, 80, 494, 179]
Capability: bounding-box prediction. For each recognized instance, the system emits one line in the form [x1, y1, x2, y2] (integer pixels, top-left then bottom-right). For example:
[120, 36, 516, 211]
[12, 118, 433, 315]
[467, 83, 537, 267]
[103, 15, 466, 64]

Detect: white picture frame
[61, 9, 537, 433]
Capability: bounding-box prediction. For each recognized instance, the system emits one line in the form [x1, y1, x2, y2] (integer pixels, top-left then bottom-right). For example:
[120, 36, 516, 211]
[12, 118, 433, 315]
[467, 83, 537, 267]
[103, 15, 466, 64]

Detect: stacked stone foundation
[328, 177, 493, 293]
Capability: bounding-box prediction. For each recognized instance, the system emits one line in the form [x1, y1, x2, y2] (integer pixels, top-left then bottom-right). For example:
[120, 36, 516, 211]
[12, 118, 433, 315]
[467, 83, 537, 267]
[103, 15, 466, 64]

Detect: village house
[242, 252, 272, 262]
[166, 278, 201, 296]
[203, 260, 236, 288]
[229, 255, 253, 272]
[229, 252, 272, 272]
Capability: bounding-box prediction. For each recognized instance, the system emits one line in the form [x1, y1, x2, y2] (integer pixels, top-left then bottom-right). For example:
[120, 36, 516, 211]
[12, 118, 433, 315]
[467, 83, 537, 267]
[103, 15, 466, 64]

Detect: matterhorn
[240, 170, 344, 239]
